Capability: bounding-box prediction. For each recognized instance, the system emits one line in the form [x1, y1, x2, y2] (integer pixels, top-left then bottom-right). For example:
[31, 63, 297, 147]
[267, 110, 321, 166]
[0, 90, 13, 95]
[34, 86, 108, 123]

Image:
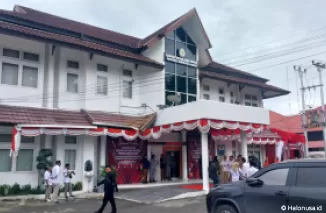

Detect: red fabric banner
[107, 137, 147, 184]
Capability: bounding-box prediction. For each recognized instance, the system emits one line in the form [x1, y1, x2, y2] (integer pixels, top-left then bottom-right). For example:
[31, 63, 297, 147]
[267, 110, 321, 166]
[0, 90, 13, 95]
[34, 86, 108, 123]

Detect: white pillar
[100, 136, 106, 167]
[201, 132, 209, 192]
[181, 131, 188, 180]
[240, 131, 248, 161]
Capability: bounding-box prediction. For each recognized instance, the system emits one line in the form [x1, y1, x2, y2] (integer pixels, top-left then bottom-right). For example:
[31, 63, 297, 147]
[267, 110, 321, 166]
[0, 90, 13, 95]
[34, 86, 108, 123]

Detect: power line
[212, 25, 326, 59]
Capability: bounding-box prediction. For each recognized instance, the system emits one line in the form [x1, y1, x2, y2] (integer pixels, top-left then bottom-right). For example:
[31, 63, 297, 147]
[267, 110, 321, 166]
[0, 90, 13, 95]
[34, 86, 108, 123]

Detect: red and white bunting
[18, 119, 265, 141]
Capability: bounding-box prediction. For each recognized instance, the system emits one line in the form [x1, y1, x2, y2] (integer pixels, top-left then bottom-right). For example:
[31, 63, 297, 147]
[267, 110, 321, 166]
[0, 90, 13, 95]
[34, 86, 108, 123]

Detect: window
[97, 76, 108, 95]
[21, 136, 34, 143]
[244, 94, 259, 107]
[258, 168, 289, 185]
[219, 88, 224, 95]
[23, 52, 39, 62]
[123, 70, 132, 77]
[296, 167, 326, 187]
[0, 134, 11, 142]
[65, 136, 77, 144]
[123, 80, 132, 99]
[1, 63, 19, 85]
[3, 48, 19, 58]
[16, 149, 33, 171]
[1, 49, 40, 88]
[65, 150, 76, 170]
[22, 66, 38, 88]
[67, 60, 79, 69]
[203, 85, 210, 91]
[164, 27, 197, 105]
[67, 73, 78, 93]
[0, 149, 11, 172]
[203, 94, 210, 100]
[248, 144, 261, 162]
[309, 147, 325, 151]
[97, 64, 108, 72]
[219, 97, 225, 102]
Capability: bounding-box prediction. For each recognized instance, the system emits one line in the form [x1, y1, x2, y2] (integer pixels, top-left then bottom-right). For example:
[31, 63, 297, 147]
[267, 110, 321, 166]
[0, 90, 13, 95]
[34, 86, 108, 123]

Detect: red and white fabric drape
[18, 119, 265, 140]
[210, 128, 281, 145]
[10, 126, 21, 156]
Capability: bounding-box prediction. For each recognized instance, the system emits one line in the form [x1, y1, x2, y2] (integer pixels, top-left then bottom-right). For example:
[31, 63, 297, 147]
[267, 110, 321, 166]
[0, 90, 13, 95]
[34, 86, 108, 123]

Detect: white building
[0, 6, 288, 192]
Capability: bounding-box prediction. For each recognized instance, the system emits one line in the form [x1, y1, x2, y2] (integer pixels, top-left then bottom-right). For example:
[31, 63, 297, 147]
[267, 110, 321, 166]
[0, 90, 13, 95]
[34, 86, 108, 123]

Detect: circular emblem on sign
[178, 48, 186, 57]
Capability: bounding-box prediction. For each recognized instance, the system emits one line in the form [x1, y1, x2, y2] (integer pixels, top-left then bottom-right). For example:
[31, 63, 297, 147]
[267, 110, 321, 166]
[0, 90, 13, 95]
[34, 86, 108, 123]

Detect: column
[240, 131, 248, 161]
[100, 136, 106, 167]
[181, 131, 188, 180]
[201, 132, 209, 192]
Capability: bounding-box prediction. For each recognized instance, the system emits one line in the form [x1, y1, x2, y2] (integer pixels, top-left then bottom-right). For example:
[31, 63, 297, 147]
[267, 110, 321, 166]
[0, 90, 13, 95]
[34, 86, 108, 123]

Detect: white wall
[200, 78, 263, 107]
[0, 34, 46, 108]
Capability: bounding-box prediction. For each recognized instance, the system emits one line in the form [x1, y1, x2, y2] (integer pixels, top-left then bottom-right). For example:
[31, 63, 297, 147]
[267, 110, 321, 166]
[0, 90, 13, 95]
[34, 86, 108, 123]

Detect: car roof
[278, 158, 326, 164]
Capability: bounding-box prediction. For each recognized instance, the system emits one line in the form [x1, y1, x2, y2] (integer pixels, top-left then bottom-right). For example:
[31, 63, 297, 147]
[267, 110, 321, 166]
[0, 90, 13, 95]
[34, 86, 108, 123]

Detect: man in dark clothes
[95, 165, 118, 213]
[209, 156, 219, 185]
[160, 154, 166, 181]
[141, 157, 150, 183]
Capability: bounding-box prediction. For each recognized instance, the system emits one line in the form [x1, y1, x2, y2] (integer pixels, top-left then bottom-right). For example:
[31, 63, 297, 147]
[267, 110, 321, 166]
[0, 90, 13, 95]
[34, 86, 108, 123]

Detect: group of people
[44, 160, 75, 203]
[209, 155, 262, 185]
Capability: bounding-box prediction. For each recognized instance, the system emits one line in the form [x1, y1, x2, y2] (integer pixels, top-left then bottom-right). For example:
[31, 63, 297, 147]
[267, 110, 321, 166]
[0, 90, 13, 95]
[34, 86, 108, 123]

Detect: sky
[3, 0, 326, 116]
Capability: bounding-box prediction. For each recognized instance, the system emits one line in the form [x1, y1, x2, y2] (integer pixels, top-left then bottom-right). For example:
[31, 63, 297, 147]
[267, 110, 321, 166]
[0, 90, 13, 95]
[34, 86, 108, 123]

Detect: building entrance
[166, 151, 181, 178]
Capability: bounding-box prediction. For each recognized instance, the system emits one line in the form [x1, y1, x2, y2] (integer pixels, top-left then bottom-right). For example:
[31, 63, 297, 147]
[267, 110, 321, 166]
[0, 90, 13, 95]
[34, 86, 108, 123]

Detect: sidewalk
[0, 180, 208, 204]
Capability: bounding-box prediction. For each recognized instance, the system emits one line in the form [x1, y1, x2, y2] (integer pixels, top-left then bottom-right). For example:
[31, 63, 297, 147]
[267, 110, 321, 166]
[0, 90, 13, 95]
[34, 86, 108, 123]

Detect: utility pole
[294, 65, 309, 158]
[312, 60, 326, 157]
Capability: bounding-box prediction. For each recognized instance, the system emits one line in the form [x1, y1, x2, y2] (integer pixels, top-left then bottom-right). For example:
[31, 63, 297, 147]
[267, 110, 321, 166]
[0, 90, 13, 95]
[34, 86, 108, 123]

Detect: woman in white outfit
[230, 162, 240, 182]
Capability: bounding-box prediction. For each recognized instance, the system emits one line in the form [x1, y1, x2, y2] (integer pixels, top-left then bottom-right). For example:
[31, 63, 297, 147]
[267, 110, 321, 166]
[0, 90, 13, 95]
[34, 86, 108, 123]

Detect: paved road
[0, 196, 206, 213]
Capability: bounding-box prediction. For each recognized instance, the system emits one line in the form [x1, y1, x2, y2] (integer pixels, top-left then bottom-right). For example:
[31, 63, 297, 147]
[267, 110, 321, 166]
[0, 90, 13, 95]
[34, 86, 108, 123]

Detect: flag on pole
[10, 126, 21, 157]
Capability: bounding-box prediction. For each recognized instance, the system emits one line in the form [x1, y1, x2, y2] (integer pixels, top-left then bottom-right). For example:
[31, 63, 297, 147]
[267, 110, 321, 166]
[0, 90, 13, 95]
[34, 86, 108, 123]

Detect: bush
[0, 184, 10, 196]
[9, 183, 20, 195]
[21, 184, 32, 195]
[29, 186, 45, 195]
[73, 182, 82, 191]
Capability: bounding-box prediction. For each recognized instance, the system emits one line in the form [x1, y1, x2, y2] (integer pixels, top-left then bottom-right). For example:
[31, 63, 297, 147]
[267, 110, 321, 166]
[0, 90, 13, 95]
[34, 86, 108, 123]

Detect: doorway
[166, 151, 181, 178]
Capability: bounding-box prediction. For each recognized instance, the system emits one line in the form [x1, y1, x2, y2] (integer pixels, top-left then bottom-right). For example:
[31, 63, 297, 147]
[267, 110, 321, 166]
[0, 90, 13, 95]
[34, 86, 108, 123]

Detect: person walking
[209, 156, 219, 185]
[149, 155, 157, 183]
[44, 166, 52, 202]
[51, 160, 61, 203]
[141, 157, 150, 183]
[95, 165, 118, 213]
[160, 154, 166, 181]
[63, 163, 75, 200]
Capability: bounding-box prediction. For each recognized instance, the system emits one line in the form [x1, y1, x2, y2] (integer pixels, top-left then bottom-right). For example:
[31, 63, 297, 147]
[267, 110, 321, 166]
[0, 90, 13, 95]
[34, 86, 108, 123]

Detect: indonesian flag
[10, 126, 21, 157]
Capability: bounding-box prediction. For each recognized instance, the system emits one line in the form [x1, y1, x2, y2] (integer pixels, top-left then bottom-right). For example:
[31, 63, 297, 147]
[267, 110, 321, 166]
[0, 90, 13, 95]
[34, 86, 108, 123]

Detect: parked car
[206, 159, 326, 213]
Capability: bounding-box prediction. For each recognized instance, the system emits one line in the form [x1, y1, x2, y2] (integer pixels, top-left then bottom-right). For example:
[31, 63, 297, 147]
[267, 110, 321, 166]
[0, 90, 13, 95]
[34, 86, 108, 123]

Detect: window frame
[244, 93, 259, 107]
[0, 149, 12, 172]
[64, 149, 77, 170]
[255, 168, 290, 186]
[16, 149, 34, 172]
[295, 166, 326, 187]
[0, 47, 40, 88]
[122, 70, 133, 99]
[203, 94, 210, 100]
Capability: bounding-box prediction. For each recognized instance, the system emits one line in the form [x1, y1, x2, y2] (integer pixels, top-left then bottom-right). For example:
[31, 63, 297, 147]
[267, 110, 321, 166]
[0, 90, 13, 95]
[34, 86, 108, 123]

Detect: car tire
[215, 204, 238, 213]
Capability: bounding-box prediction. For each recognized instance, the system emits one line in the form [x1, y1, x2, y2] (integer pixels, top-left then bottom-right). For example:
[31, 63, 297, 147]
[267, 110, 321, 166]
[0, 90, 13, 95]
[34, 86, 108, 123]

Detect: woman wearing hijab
[229, 161, 240, 182]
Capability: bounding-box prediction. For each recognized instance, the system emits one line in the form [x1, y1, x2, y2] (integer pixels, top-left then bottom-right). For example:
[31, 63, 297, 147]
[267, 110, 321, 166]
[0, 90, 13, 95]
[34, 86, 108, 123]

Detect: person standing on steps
[149, 154, 157, 183]
[160, 154, 166, 181]
[51, 160, 61, 204]
[95, 165, 118, 213]
[63, 163, 75, 200]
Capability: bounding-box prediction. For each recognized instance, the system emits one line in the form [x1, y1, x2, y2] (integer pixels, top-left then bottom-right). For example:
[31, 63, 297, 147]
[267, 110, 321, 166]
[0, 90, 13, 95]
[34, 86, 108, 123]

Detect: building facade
[0, 5, 289, 191]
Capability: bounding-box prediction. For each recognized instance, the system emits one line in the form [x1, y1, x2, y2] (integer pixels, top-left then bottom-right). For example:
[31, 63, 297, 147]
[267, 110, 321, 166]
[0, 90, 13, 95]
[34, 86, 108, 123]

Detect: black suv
[206, 159, 326, 213]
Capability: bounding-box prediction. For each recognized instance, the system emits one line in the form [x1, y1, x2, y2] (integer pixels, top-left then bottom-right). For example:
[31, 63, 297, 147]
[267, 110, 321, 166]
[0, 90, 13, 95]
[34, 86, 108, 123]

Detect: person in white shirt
[44, 166, 52, 202]
[247, 160, 259, 178]
[239, 157, 250, 180]
[230, 162, 240, 182]
[63, 163, 75, 200]
[220, 156, 231, 184]
[51, 160, 61, 203]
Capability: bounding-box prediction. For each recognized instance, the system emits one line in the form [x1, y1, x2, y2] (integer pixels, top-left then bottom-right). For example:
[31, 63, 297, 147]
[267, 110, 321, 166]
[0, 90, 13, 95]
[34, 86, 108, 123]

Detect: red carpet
[179, 183, 214, 190]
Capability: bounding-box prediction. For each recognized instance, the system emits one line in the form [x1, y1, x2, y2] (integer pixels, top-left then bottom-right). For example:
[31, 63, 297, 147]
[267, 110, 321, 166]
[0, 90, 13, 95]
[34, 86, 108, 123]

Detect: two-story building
[0, 5, 289, 192]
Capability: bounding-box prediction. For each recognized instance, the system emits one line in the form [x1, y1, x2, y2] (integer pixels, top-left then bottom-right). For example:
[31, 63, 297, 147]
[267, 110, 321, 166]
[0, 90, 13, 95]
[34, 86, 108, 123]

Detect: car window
[257, 168, 289, 186]
[296, 167, 326, 187]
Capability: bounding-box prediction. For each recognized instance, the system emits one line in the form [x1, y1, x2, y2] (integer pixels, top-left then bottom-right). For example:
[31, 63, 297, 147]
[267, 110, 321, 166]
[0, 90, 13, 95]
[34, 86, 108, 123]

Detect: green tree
[36, 149, 53, 187]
